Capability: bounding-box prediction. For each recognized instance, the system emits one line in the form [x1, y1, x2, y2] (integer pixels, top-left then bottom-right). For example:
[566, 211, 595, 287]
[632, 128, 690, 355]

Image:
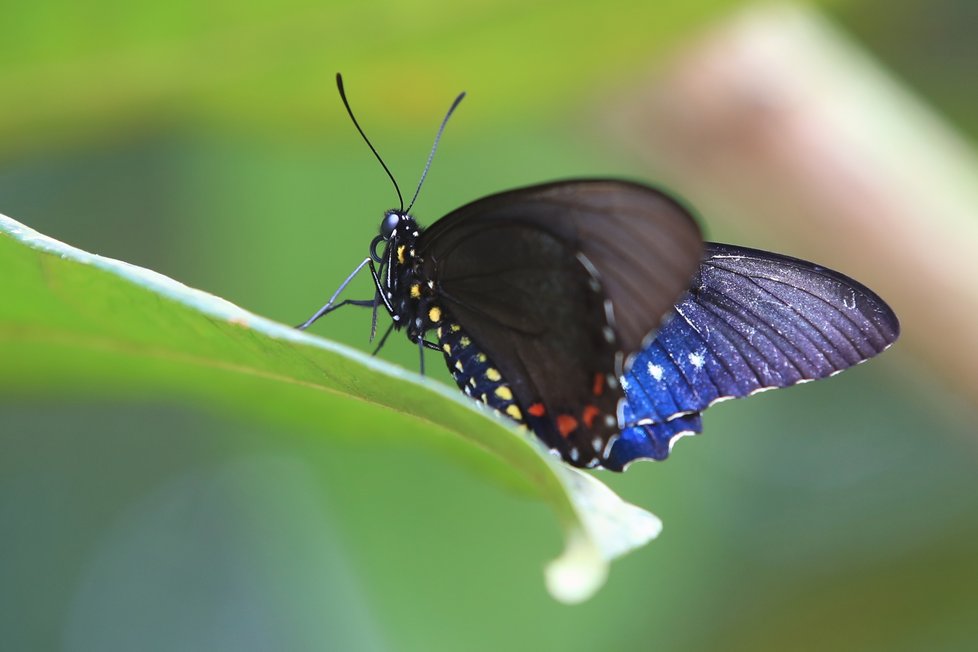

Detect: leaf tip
[545, 466, 662, 603]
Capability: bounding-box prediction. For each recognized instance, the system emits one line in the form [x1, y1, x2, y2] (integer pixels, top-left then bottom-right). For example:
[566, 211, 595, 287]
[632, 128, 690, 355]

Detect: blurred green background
[2, 1, 977, 650]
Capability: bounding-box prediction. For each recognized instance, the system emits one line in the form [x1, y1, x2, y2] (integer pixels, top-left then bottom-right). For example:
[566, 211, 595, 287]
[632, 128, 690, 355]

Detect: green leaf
[0, 0, 746, 156]
[0, 212, 661, 603]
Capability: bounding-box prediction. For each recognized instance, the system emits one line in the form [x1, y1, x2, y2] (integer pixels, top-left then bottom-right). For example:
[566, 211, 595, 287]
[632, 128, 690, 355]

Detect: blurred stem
[611, 3, 978, 412]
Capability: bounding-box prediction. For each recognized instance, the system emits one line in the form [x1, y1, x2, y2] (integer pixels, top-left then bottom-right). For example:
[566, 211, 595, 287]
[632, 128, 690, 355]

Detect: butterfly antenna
[406, 90, 466, 213]
[336, 73, 404, 212]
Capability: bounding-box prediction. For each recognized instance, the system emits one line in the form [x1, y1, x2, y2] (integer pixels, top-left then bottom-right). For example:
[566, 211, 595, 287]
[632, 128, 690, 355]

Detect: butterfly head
[370, 211, 420, 263]
[379, 210, 403, 240]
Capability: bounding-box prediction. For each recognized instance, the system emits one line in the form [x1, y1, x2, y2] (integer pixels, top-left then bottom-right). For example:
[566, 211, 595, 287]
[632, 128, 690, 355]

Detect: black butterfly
[300, 75, 900, 471]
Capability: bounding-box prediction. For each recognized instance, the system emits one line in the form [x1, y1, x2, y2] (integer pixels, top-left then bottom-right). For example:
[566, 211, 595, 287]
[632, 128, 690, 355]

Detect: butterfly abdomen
[434, 309, 622, 468]
[436, 317, 527, 426]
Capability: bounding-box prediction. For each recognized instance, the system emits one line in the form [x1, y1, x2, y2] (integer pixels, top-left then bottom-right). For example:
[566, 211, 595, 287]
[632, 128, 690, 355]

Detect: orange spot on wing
[592, 373, 604, 396]
[557, 414, 578, 438]
[582, 405, 600, 429]
[528, 402, 546, 417]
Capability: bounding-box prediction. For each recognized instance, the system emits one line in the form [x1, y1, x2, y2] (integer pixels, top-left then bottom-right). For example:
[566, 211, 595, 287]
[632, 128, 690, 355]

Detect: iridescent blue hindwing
[604, 243, 900, 471]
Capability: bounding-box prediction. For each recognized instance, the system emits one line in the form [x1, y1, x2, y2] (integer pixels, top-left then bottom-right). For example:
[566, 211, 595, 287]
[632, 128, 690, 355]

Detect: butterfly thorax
[377, 213, 433, 342]
[376, 213, 534, 435]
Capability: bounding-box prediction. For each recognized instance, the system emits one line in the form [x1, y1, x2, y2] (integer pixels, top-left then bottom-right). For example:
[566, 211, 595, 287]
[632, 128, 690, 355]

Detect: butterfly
[300, 75, 900, 471]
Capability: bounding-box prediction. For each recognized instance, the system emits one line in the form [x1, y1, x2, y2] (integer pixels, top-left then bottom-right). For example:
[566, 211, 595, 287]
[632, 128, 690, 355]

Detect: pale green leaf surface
[0, 212, 661, 603]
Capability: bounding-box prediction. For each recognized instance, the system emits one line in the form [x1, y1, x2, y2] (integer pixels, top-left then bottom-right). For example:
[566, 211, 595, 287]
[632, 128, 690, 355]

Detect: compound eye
[380, 212, 401, 239]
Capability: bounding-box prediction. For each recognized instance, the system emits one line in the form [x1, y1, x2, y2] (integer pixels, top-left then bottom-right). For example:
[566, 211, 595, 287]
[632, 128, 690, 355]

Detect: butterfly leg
[368, 259, 397, 314]
[412, 339, 445, 376]
[418, 338, 426, 376]
[296, 299, 374, 331]
[371, 322, 395, 355]
[369, 288, 381, 341]
[297, 256, 375, 329]
[296, 298, 375, 330]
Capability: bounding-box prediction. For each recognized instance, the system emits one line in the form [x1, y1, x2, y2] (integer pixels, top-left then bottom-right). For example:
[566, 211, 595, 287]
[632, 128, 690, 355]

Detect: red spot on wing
[592, 373, 605, 396]
[528, 402, 546, 417]
[556, 414, 578, 438]
[582, 405, 600, 429]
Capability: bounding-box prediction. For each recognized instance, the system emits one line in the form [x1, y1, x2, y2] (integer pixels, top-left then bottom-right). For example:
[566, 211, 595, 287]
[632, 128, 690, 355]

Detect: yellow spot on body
[410, 283, 421, 298]
[494, 386, 513, 401]
[428, 306, 442, 323]
[450, 323, 461, 332]
[476, 353, 487, 363]
[436, 327, 443, 338]
[460, 336, 471, 347]
[505, 405, 523, 420]
[442, 343, 452, 354]
[469, 378, 477, 387]
[397, 245, 406, 264]
[485, 367, 501, 382]
[455, 360, 464, 372]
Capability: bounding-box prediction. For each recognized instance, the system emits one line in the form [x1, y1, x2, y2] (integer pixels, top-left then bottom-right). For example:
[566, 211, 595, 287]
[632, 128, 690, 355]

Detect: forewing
[419, 180, 703, 467]
[420, 180, 704, 356]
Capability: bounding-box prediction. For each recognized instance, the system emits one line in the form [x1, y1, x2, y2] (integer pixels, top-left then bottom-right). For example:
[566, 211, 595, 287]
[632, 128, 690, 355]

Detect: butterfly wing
[418, 179, 703, 467]
[605, 242, 901, 471]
